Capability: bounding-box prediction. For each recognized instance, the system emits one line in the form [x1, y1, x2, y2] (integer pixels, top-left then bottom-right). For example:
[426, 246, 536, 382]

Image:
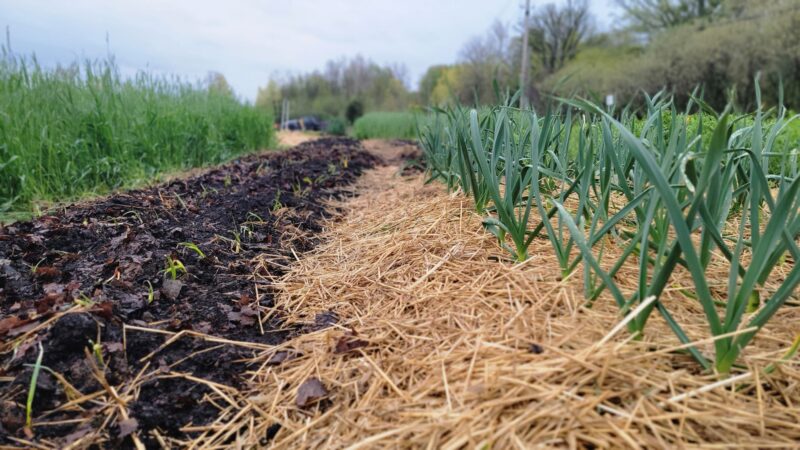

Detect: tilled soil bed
[0, 137, 379, 448]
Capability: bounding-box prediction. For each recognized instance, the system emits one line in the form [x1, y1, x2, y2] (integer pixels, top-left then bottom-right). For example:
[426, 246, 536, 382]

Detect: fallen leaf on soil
[238, 293, 253, 306]
[43, 283, 65, 294]
[63, 425, 93, 445]
[334, 331, 368, 354]
[161, 279, 183, 300]
[296, 378, 327, 408]
[91, 301, 114, 319]
[105, 342, 124, 353]
[194, 321, 212, 334]
[35, 292, 64, 313]
[240, 305, 258, 317]
[8, 321, 40, 337]
[0, 316, 28, 336]
[227, 311, 255, 326]
[117, 418, 138, 438]
[34, 266, 62, 280]
[266, 350, 301, 366]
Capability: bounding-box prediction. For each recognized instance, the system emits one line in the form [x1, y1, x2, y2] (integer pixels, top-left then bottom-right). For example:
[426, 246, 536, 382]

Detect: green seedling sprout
[26, 343, 44, 429]
[163, 256, 187, 280]
[272, 191, 283, 212]
[74, 293, 95, 308]
[145, 280, 155, 304]
[123, 210, 144, 225]
[247, 212, 265, 223]
[28, 257, 47, 274]
[173, 193, 188, 211]
[89, 339, 105, 367]
[178, 242, 206, 259]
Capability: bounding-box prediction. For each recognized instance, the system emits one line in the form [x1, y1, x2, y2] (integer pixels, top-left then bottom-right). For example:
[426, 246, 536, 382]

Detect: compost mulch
[0, 137, 380, 448]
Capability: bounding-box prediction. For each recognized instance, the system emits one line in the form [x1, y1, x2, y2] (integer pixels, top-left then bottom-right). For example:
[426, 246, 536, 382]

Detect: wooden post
[520, 0, 531, 109]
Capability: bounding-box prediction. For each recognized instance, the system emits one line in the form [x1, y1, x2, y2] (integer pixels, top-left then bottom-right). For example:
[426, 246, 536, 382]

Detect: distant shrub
[326, 117, 347, 136]
[346, 100, 365, 124]
[543, 6, 800, 111]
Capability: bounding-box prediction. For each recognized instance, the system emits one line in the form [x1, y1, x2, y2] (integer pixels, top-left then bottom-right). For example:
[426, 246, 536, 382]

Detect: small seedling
[231, 232, 242, 253]
[145, 280, 155, 304]
[223, 174, 232, 187]
[239, 224, 254, 241]
[200, 183, 218, 199]
[163, 256, 187, 280]
[246, 212, 265, 223]
[292, 182, 304, 198]
[25, 343, 44, 429]
[272, 190, 283, 212]
[123, 210, 143, 225]
[178, 242, 206, 259]
[327, 163, 337, 175]
[27, 257, 47, 275]
[74, 293, 95, 308]
[340, 156, 349, 168]
[88, 339, 105, 367]
[173, 193, 188, 211]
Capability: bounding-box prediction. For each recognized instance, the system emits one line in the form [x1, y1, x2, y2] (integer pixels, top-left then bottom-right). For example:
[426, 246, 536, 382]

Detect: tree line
[256, 0, 800, 120]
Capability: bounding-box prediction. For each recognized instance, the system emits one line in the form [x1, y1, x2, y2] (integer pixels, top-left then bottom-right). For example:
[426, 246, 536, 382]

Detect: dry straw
[184, 165, 800, 449]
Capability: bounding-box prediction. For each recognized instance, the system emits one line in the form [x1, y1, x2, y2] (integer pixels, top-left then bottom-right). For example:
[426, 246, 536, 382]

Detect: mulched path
[0, 137, 380, 447]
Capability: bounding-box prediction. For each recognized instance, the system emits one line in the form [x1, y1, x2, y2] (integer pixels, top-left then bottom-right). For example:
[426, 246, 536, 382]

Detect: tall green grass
[0, 51, 274, 219]
[353, 112, 418, 139]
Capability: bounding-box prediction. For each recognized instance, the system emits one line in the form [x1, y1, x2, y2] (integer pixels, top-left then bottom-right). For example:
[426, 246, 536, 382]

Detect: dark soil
[0, 137, 380, 447]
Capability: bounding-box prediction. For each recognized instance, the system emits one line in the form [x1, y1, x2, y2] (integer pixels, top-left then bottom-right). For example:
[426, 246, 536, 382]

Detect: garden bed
[0, 137, 379, 448]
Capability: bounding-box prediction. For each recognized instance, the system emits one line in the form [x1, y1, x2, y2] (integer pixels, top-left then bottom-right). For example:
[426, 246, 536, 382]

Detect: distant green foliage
[256, 56, 412, 120]
[544, 2, 800, 110]
[326, 117, 347, 136]
[353, 112, 418, 140]
[0, 53, 273, 217]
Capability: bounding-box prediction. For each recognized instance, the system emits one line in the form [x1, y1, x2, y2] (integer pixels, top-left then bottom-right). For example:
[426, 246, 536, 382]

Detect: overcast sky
[1, 0, 620, 102]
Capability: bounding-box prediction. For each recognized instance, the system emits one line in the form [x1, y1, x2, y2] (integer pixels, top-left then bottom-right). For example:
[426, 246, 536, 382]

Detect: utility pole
[519, 0, 531, 109]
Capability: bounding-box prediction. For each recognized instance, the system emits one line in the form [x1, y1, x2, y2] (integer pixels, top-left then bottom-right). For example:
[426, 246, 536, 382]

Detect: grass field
[352, 111, 418, 139]
[0, 53, 273, 219]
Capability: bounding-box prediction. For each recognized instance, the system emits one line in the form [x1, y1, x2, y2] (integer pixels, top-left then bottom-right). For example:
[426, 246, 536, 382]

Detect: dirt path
[276, 130, 319, 148]
[0, 138, 391, 448]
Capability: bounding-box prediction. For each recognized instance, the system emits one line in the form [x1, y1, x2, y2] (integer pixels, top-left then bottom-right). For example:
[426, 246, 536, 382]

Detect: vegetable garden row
[419, 85, 800, 374]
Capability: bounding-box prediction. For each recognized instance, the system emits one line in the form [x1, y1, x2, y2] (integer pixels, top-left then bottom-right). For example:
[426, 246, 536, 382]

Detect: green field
[353, 112, 418, 140]
[0, 53, 273, 219]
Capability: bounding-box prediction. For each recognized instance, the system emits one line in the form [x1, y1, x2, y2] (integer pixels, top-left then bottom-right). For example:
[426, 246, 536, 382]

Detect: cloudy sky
[1, 0, 620, 101]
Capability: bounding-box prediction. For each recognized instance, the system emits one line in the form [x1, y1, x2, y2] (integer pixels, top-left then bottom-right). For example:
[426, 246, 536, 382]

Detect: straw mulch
[187, 166, 800, 449]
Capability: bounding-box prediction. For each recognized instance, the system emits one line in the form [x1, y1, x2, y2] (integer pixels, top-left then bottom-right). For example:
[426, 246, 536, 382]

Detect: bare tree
[529, 0, 593, 75]
[457, 20, 513, 103]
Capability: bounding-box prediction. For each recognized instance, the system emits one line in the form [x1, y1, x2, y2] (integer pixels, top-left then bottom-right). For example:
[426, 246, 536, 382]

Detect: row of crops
[418, 86, 800, 374]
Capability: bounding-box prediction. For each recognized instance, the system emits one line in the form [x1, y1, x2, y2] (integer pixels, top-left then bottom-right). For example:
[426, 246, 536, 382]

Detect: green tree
[206, 71, 234, 97]
[615, 0, 723, 32]
[345, 99, 364, 124]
